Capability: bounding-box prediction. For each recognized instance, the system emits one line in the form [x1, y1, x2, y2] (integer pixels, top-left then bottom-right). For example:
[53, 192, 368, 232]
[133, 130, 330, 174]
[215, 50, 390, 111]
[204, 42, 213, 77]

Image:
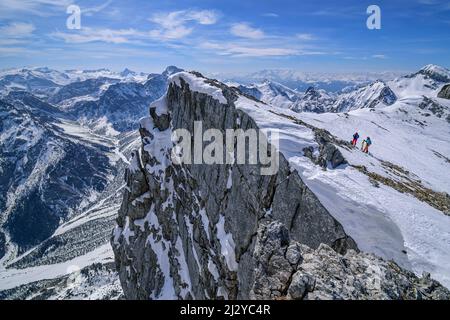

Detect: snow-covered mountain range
[221, 69, 404, 92]
[0, 66, 181, 299]
[0, 64, 449, 299]
[232, 65, 450, 115]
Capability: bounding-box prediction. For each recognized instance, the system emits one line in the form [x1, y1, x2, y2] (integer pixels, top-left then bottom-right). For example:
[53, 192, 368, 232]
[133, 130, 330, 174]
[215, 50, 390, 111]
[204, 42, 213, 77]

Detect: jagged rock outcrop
[438, 84, 450, 99]
[302, 129, 348, 169]
[418, 96, 450, 123]
[250, 221, 450, 300]
[111, 72, 356, 300]
[111, 71, 449, 300]
[290, 86, 335, 113]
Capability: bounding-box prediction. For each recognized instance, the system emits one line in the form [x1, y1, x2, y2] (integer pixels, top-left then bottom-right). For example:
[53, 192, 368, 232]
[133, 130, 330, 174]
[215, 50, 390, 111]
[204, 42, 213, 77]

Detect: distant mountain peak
[372, 79, 385, 84]
[162, 66, 183, 77]
[82, 68, 110, 73]
[421, 64, 448, 73]
[33, 67, 51, 72]
[261, 79, 297, 93]
[120, 68, 136, 77]
[330, 79, 397, 112]
[417, 64, 450, 82]
[305, 86, 317, 94]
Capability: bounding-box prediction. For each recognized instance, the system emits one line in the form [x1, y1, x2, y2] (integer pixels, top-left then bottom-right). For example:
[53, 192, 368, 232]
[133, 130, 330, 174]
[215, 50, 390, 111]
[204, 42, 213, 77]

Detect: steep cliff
[111, 72, 449, 300]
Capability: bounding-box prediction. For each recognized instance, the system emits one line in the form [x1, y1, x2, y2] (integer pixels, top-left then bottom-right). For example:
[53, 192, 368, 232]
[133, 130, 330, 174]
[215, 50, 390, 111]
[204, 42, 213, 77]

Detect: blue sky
[0, 0, 449, 74]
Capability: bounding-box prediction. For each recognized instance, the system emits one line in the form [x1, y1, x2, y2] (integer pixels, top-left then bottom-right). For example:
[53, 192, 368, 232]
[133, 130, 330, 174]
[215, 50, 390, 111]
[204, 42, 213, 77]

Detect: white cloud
[83, 0, 113, 16]
[0, 39, 26, 46]
[344, 56, 368, 60]
[230, 23, 265, 39]
[0, 46, 41, 57]
[0, 0, 71, 18]
[372, 54, 387, 59]
[417, 0, 440, 4]
[149, 9, 219, 40]
[0, 47, 26, 54]
[0, 22, 35, 38]
[201, 42, 300, 57]
[0, 22, 36, 54]
[52, 28, 144, 44]
[148, 26, 193, 40]
[183, 10, 218, 25]
[52, 9, 220, 44]
[0, 0, 118, 19]
[262, 13, 279, 17]
[296, 33, 315, 41]
[226, 46, 297, 57]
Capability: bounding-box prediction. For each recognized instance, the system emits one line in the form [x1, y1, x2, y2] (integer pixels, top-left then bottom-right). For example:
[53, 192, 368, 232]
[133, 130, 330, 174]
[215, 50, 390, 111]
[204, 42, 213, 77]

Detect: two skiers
[351, 131, 372, 153]
[361, 137, 372, 153]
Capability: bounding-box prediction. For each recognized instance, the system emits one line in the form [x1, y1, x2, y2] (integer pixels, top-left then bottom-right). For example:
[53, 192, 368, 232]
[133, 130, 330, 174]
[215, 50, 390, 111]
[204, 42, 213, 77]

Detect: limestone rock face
[111, 72, 449, 300]
[438, 84, 450, 99]
[250, 221, 450, 300]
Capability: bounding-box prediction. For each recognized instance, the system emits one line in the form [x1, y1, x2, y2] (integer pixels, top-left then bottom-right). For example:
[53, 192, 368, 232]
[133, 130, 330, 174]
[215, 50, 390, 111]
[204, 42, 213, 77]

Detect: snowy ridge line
[266, 108, 449, 215]
[169, 71, 228, 104]
[0, 66, 149, 86]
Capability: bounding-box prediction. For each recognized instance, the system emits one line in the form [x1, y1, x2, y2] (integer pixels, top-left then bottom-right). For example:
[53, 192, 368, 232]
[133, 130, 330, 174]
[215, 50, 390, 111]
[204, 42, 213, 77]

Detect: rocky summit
[111, 71, 450, 300]
[111, 73, 356, 299]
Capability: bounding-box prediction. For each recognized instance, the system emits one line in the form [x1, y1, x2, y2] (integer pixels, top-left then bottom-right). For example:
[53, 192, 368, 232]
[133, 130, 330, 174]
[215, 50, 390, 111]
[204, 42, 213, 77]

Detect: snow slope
[389, 64, 450, 99]
[236, 93, 450, 288]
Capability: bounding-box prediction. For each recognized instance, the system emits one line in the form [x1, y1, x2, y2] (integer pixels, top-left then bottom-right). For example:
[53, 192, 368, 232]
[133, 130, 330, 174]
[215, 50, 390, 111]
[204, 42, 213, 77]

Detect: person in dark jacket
[351, 132, 360, 146]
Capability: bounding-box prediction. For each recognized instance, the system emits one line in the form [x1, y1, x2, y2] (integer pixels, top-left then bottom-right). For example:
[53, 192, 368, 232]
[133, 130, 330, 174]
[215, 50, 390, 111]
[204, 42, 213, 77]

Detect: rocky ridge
[438, 84, 450, 99]
[111, 71, 450, 300]
[251, 221, 449, 300]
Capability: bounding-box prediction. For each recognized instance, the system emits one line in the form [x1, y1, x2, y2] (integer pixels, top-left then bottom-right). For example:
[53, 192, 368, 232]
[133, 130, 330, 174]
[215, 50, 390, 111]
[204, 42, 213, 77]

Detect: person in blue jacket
[363, 137, 372, 153]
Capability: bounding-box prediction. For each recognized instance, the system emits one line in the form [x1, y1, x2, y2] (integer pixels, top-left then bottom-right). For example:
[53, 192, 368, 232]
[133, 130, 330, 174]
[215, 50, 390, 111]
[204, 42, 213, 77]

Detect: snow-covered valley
[0, 66, 177, 299]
